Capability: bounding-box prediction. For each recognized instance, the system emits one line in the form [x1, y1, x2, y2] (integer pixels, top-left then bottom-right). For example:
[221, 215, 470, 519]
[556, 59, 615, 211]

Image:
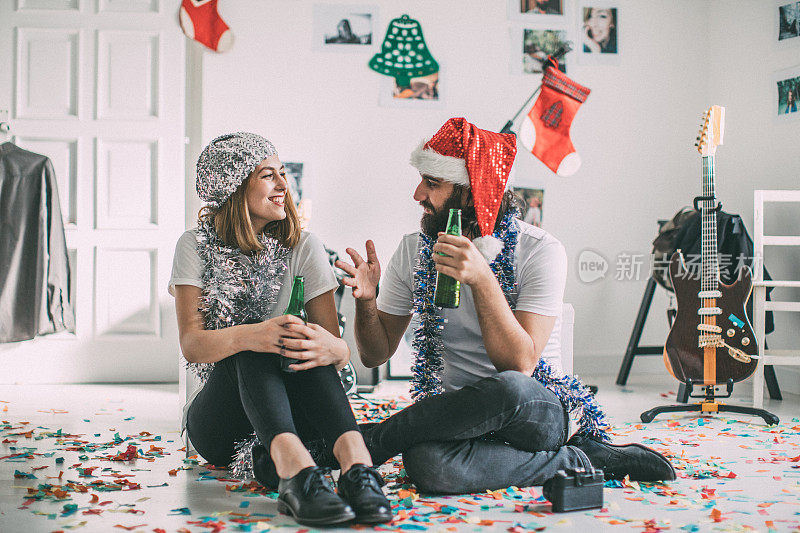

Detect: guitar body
[663, 252, 758, 385]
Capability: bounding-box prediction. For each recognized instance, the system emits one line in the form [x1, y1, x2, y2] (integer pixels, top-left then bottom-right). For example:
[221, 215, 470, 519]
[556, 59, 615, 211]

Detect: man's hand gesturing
[334, 240, 381, 301]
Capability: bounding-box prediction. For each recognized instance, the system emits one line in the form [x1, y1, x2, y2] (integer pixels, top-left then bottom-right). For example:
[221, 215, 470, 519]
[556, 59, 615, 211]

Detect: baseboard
[576, 352, 800, 397]
[574, 351, 667, 379]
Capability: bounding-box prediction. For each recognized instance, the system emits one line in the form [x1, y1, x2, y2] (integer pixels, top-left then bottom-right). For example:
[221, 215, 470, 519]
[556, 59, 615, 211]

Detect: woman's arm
[282, 289, 351, 371]
[174, 284, 304, 364]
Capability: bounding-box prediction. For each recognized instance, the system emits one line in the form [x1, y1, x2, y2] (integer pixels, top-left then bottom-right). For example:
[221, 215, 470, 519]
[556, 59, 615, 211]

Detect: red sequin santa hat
[410, 117, 517, 261]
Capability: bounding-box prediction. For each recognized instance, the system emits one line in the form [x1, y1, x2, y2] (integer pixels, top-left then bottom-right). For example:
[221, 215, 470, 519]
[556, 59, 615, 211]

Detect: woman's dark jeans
[186, 351, 357, 468]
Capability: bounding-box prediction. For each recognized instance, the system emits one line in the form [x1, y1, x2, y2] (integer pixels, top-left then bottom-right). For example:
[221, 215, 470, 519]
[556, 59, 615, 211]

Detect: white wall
[706, 0, 800, 394]
[192, 0, 798, 388]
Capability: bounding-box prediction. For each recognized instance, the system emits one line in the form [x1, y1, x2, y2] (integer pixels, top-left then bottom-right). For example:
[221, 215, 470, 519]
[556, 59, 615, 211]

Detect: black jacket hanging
[0, 142, 75, 342]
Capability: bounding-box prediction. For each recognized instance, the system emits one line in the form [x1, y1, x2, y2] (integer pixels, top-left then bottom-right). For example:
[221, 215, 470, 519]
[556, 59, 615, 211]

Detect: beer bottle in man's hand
[281, 275, 306, 372]
[434, 208, 461, 308]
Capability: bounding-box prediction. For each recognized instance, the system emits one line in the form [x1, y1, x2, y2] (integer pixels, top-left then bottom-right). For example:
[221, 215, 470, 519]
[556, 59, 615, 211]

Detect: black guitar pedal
[542, 468, 604, 513]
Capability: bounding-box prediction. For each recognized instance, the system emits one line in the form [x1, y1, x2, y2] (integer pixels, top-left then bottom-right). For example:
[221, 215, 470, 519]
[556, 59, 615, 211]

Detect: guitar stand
[640, 379, 779, 426]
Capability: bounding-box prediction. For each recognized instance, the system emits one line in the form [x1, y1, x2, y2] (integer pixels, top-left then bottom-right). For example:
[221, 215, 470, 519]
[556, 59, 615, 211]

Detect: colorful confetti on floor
[1, 381, 799, 532]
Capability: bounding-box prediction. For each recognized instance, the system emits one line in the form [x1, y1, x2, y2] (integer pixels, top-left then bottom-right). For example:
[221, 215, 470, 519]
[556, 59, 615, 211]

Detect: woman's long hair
[198, 175, 301, 252]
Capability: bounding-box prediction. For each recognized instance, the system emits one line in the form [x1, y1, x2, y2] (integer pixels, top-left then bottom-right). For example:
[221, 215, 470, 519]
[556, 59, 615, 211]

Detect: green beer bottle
[434, 208, 461, 308]
[281, 275, 306, 372]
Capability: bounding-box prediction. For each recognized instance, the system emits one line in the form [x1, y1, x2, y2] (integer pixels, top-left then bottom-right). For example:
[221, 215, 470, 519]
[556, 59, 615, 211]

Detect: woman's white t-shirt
[168, 228, 339, 431]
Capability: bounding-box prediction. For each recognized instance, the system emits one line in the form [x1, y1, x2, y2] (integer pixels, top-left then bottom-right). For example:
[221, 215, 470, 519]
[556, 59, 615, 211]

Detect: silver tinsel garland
[190, 219, 291, 480]
[187, 219, 291, 382]
[230, 432, 259, 481]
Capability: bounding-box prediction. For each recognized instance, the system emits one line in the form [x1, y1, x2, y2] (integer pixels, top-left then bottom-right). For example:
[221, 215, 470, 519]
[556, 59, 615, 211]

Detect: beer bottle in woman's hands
[281, 275, 306, 372]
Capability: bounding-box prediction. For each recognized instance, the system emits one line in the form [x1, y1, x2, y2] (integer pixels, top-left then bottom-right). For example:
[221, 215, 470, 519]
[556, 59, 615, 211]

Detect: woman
[169, 132, 392, 526]
[583, 8, 617, 54]
[786, 89, 797, 113]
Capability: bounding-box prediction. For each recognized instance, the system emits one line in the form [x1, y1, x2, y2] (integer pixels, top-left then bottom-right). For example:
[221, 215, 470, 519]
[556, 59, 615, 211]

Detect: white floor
[0, 373, 798, 532]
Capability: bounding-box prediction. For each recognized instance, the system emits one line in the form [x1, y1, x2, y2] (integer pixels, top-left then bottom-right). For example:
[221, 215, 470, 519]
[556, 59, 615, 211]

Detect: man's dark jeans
[366, 370, 591, 494]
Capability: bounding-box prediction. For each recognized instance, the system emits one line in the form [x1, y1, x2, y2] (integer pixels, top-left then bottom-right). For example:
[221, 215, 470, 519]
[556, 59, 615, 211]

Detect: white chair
[561, 303, 574, 376]
[752, 190, 800, 409]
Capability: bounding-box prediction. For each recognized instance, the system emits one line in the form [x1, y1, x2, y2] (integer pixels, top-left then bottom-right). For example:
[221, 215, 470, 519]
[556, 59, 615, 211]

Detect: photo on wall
[774, 65, 800, 121]
[777, 0, 800, 44]
[379, 70, 443, 108]
[577, 3, 619, 64]
[312, 4, 378, 50]
[514, 187, 545, 227]
[518, 28, 569, 74]
[509, 0, 567, 23]
[283, 162, 312, 227]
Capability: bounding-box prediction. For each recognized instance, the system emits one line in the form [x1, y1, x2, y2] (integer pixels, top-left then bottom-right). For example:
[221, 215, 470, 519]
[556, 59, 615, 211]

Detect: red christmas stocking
[519, 59, 590, 176]
[179, 0, 234, 53]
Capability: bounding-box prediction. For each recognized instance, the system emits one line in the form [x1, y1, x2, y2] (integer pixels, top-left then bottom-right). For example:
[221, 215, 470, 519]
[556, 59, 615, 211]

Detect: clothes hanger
[0, 109, 11, 144]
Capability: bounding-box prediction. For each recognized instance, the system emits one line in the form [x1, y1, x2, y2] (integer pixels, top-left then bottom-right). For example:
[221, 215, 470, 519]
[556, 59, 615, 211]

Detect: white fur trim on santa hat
[473, 235, 504, 262]
[409, 140, 470, 186]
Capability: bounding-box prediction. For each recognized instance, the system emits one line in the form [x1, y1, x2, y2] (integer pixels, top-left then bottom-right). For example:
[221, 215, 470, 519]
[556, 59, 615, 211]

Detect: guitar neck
[701, 156, 719, 291]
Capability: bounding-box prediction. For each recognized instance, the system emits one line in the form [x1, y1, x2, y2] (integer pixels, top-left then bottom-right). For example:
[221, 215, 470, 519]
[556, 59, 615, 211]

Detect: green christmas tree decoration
[369, 14, 439, 87]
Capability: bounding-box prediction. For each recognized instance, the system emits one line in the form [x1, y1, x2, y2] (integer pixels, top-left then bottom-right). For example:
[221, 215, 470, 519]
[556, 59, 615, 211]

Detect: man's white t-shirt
[376, 219, 567, 392]
[168, 228, 339, 431]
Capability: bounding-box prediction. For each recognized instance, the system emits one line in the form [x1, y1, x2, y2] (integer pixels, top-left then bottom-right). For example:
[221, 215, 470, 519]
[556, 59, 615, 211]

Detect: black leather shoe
[277, 466, 356, 526]
[567, 434, 677, 482]
[252, 444, 279, 489]
[337, 464, 393, 524]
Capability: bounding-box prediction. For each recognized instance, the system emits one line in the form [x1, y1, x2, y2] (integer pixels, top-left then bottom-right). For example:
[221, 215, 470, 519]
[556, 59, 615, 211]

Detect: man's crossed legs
[360, 371, 675, 494]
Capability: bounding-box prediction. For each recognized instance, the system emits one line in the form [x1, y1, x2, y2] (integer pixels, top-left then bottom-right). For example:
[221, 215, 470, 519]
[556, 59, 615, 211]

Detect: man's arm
[434, 234, 552, 374]
[335, 240, 412, 368]
[354, 300, 411, 368]
[468, 272, 547, 374]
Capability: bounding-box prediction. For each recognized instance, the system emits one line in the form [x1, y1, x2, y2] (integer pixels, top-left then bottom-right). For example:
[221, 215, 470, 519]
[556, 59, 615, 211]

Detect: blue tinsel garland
[411, 212, 610, 441]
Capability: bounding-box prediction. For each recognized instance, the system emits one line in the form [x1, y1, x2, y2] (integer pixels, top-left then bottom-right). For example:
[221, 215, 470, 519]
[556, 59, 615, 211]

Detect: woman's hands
[278, 321, 349, 371]
[245, 314, 349, 371]
[245, 315, 307, 354]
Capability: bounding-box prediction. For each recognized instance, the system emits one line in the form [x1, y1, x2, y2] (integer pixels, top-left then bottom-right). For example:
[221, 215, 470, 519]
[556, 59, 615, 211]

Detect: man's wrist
[467, 262, 497, 289]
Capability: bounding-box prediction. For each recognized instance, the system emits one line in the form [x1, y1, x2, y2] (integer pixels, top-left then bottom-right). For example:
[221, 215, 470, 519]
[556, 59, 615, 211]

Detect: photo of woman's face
[587, 9, 614, 42]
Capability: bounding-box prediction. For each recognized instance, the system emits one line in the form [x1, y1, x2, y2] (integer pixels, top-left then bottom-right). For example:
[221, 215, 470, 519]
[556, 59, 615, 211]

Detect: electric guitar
[663, 106, 758, 385]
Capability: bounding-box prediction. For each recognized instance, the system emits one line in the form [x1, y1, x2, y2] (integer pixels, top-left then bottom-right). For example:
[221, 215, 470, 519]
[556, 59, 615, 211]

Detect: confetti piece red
[89, 494, 99, 504]
[168, 469, 178, 476]
[114, 525, 147, 531]
[710, 508, 723, 522]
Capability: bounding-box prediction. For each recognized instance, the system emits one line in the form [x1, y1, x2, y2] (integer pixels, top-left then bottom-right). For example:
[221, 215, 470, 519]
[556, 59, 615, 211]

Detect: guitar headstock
[696, 105, 725, 156]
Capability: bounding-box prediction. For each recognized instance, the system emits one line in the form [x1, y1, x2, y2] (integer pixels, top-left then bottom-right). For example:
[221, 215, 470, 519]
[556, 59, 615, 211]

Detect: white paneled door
[0, 1, 185, 382]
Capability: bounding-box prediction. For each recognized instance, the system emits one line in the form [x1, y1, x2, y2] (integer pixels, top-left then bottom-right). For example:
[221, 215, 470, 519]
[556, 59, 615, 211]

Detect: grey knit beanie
[196, 132, 278, 208]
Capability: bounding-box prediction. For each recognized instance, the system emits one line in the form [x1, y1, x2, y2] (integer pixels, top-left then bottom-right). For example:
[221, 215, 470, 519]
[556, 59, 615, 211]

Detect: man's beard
[420, 190, 464, 237]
